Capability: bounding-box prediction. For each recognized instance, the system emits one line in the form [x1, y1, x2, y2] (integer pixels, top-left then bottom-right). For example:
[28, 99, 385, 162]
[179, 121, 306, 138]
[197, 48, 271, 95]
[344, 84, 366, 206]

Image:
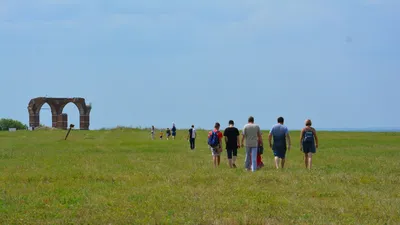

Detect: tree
[0, 118, 28, 131]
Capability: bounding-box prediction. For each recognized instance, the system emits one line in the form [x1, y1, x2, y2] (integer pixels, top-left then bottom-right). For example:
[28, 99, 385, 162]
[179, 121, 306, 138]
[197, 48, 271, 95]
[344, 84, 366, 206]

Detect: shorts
[172, 132, 176, 136]
[273, 148, 287, 159]
[302, 145, 316, 154]
[210, 147, 221, 156]
[226, 148, 238, 159]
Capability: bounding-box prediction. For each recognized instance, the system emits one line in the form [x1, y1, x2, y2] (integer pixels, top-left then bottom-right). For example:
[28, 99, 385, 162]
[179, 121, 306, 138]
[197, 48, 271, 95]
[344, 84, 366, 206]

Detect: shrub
[0, 118, 28, 131]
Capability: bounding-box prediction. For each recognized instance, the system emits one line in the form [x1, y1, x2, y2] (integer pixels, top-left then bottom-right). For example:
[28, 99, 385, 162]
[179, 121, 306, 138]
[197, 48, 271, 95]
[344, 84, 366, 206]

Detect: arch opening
[38, 103, 53, 128]
[62, 102, 81, 129]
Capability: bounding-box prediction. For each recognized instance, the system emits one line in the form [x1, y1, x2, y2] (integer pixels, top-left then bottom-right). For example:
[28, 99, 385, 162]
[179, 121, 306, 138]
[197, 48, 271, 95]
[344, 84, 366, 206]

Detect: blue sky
[0, 0, 399, 131]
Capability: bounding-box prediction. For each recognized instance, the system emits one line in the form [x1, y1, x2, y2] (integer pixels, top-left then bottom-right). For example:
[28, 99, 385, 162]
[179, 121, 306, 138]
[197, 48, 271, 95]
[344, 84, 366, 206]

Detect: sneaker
[233, 164, 237, 168]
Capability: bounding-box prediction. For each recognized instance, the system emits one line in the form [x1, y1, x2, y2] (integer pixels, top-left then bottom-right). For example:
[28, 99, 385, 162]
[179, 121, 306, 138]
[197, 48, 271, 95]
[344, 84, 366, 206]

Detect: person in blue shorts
[268, 117, 291, 169]
[300, 119, 319, 170]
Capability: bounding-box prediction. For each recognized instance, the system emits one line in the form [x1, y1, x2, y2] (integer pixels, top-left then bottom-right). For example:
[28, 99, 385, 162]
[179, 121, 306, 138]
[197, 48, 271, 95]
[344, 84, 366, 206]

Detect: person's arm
[236, 130, 240, 148]
[219, 133, 223, 151]
[223, 130, 228, 145]
[313, 128, 319, 148]
[286, 128, 291, 150]
[299, 128, 304, 150]
[268, 127, 273, 148]
[241, 131, 245, 147]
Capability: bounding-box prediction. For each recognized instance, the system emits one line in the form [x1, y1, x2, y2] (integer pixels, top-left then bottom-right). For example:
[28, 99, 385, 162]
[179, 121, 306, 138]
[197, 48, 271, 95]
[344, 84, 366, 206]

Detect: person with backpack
[300, 119, 319, 170]
[208, 122, 224, 167]
[268, 117, 291, 169]
[241, 116, 263, 172]
[223, 120, 240, 168]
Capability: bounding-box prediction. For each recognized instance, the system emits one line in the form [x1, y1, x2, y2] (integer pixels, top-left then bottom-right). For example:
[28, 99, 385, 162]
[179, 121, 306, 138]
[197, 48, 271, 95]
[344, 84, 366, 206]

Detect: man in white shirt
[241, 116, 263, 172]
[187, 125, 196, 150]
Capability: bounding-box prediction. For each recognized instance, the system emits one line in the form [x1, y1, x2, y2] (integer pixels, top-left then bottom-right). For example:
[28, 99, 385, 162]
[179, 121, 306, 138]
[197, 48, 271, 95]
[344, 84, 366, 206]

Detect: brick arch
[27, 97, 92, 130]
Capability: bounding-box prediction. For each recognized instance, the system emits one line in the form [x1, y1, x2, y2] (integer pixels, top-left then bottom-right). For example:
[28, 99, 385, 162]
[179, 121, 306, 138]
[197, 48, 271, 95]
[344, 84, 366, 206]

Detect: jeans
[245, 146, 258, 171]
[189, 138, 195, 149]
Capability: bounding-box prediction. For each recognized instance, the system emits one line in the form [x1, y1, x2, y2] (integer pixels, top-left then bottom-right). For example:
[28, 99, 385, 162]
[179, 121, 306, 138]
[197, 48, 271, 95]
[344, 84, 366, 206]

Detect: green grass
[1, 129, 400, 224]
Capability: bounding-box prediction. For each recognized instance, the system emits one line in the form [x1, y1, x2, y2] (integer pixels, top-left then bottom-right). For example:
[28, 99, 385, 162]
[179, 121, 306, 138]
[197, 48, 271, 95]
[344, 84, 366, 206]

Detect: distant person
[166, 128, 171, 140]
[208, 122, 223, 168]
[151, 125, 155, 140]
[268, 117, 291, 169]
[187, 125, 197, 150]
[171, 123, 177, 140]
[300, 119, 319, 170]
[223, 120, 240, 168]
[241, 116, 262, 172]
[159, 129, 164, 140]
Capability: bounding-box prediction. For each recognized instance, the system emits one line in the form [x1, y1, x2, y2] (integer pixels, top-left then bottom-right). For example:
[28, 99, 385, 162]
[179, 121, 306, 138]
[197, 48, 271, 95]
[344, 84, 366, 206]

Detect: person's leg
[189, 138, 194, 149]
[244, 147, 251, 170]
[193, 138, 196, 149]
[308, 152, 313, 170]
[257, 152, 262, 168]
[227, 149, 233, 168]
[304, 153, 308, 168]
[274, 151, 280, 169]
[251, 147, 258, 171]
[232, 148, 237, 168]
[281, 157, 285, 168]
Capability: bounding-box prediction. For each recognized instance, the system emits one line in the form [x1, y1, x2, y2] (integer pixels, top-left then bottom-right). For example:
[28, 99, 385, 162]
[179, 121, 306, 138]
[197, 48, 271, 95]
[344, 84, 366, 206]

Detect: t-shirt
[242, 123, 261, 147]
[224, 127, 240, 149]
[208, 129, 223, 147]
[188, 128, 196, 138]
[269, 123, 289, 149]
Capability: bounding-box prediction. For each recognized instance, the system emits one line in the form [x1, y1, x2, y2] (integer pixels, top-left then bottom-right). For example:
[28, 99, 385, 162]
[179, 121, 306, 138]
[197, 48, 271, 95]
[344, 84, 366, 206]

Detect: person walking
[166, 128, 171, 140]
[268, 117, 291, 169]
[187, 125, 196, 150]
[241, 116, 262, 172]
[300, 119, 319, 170]
[150, 125, 155, 140]
[208, 122, 223, 168]
[223, 120, 240, 168]
[257, 132, 264, 169]
[171, 123, 177, 140]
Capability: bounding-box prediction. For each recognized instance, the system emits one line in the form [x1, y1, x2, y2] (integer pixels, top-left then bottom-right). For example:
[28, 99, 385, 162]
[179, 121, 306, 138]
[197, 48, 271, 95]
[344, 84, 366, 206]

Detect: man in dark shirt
[223, 120, 240, 168]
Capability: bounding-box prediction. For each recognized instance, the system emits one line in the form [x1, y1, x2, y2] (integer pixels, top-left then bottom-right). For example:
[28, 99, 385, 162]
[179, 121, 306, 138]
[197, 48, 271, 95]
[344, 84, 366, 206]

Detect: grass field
[1, 128, 400, 224]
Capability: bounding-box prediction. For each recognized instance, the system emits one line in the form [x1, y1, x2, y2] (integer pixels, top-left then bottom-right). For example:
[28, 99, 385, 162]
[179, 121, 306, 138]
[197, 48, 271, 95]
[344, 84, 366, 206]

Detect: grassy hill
[1, 129, 399, 224]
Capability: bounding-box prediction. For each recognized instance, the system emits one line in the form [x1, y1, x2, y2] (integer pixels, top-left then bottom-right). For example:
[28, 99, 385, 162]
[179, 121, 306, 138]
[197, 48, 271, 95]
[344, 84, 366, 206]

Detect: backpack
[303, 130, 314, 144]
[208, 130, 220, 147]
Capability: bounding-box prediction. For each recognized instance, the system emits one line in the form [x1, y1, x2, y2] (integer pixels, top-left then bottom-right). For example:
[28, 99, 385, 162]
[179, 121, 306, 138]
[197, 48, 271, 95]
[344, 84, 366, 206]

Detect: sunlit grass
[1, 129, 399, 224]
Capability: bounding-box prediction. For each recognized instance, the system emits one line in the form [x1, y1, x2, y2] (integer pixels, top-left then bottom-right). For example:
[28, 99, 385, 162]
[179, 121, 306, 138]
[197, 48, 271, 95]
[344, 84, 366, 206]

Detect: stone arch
[27, 97, 92, 130]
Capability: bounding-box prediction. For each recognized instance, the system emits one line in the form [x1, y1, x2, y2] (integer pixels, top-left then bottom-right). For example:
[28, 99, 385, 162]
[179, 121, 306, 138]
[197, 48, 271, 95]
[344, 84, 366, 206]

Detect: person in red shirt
[208, 122, 224, 167]
[257, 132, 265, 169]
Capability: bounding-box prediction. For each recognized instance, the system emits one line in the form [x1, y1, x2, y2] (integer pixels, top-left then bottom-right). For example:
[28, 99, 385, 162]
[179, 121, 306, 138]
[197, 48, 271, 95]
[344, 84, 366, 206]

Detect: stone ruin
[27, 97, 92, 130]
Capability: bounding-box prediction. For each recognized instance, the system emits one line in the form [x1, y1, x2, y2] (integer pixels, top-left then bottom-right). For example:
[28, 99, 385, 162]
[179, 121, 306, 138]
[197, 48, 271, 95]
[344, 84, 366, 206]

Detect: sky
[0, 0, 399, 131]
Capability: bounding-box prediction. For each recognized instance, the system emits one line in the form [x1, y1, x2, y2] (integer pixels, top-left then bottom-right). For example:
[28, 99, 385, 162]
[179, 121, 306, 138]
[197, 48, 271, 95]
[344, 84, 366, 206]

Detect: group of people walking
[151, 117, 319, 171]
[206, 116, 319, 171]
[151, 123, 177, 140]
